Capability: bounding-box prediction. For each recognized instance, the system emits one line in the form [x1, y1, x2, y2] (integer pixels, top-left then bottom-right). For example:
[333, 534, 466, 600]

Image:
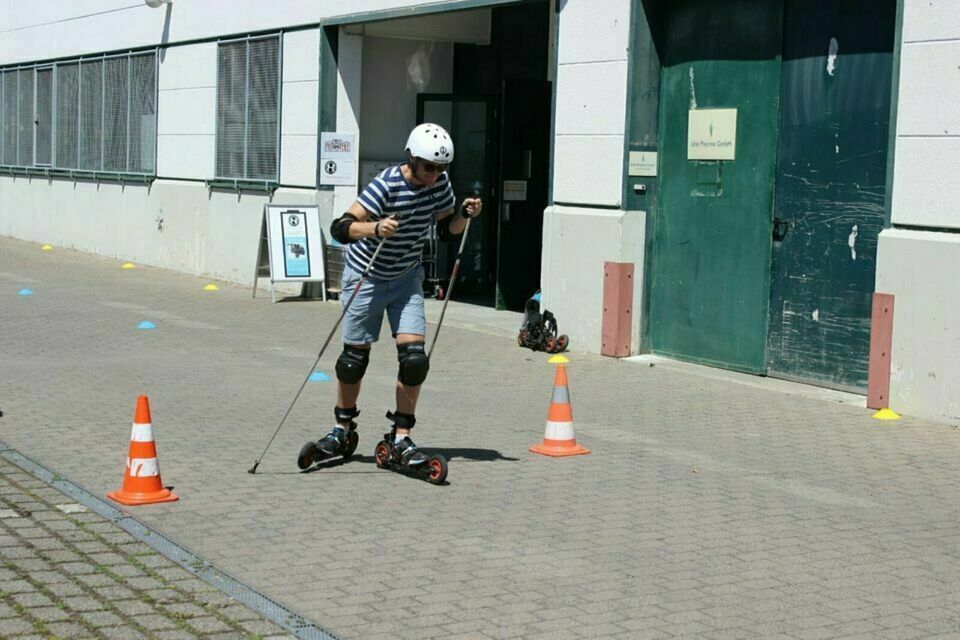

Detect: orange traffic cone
[530, 364, 590, 457]
[107, 396, 178, 505]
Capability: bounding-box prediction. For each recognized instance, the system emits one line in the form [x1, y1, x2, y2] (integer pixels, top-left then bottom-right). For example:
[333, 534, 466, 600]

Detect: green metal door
[648, 0, 783, 373]
[767, 0, 896, 389]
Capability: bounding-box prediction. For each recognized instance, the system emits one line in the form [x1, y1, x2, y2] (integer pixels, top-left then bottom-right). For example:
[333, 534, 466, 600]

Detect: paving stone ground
[2, 234, 960, 639]
[0, 457, 291, 639]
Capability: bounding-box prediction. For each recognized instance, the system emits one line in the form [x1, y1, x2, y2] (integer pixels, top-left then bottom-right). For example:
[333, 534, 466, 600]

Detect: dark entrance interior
[423, 1, 552, 311]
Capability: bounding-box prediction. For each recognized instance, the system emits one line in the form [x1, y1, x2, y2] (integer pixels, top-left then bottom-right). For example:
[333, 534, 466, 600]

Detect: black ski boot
[374, 411, 448, 484]
[297, 406, 360, 470]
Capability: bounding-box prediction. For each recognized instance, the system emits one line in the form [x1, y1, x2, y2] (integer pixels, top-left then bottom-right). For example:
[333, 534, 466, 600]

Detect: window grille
[35, 68, 53, 166]
[1, 51, 156, 174]
[55, 63, 79, 169]
[102, 57, 128, 172]
[1, 71, 16, 165]
[78, 60, 103, 170]
[128, 54, 157, 174]
[216, 35, 280, 181]
[17, 69, 33, 166]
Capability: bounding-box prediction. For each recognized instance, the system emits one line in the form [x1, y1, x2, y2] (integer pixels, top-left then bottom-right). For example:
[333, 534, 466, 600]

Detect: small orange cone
[107, 396, 178, 505]
[530, 364, 589, 457]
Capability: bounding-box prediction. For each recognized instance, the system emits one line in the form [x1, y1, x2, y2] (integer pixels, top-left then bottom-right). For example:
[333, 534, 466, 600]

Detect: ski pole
[427, 203, 475, 360]
[249, 237, 387, 474]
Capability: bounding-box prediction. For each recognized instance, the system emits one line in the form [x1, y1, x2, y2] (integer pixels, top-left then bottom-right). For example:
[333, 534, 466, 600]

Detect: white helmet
[405, 123, 454, 165]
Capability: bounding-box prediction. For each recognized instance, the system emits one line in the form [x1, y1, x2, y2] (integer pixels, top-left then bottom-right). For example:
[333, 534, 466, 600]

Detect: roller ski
[374, 411, 448, 485]
[297, 407, 360, 470]
[518, 292, 569, 353]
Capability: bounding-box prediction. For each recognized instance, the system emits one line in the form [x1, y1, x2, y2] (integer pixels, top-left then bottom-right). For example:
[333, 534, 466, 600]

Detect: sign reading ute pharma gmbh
[687, 108, 737, 161]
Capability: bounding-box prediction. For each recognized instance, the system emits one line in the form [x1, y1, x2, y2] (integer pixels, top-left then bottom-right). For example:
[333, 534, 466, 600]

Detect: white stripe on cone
[130, 422, 154, 442]
[126, 457, 160, 477]
[544, 420, 575, 441]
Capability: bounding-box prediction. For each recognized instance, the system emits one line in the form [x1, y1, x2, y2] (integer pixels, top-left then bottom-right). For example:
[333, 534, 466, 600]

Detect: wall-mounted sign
[687, 109, 737, 161]
[360, 159, 396, 191]
[628, 151, 658, 177]
[320, 132, 357, 186]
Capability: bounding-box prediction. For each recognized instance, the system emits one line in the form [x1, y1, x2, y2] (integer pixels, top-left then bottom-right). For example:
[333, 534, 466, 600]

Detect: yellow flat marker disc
[872, 408, 901, 421]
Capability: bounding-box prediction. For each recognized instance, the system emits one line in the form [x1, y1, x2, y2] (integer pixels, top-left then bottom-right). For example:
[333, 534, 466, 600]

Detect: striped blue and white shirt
[346, 165, 456, 280]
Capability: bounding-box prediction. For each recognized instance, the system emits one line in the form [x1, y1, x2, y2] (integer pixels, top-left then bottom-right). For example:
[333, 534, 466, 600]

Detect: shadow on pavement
[420, 448, 520, 462]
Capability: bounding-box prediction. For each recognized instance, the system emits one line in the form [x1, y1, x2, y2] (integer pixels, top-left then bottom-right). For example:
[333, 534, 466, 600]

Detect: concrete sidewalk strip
[0, 455, 301, 639]
[0, 447, 337, 640]
[2, 235, 960, 639]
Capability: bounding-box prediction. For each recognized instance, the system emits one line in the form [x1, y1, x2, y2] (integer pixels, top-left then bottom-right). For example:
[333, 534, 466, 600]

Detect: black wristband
[459, 204, 471, 219]
[374, 221, 382, 238]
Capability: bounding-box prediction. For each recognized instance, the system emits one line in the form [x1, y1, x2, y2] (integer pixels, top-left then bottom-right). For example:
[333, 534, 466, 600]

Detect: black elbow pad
[330, 213, 359, 244]
[437, 216, 462, 243]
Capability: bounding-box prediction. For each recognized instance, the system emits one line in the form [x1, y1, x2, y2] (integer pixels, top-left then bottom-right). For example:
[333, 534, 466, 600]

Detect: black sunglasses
[419, 161, 446, 174]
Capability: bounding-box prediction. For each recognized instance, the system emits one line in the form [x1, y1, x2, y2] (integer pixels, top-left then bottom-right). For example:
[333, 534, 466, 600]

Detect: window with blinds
[0, 51, 156, 174]
[216, 36, 280, 181]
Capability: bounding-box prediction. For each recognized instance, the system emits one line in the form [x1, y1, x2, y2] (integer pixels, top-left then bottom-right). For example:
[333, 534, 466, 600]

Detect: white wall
[0, 177, 329, 287]
[552, 0, 629, 207]
[334, 31, 364, 215]
[539, 0, 637, 356]
[541, 206, 645, 354]
[874, 2, 960, 426]
[0, 1, 478, 65]
[281, 29, 320, 188]
[156, 31, 318, 186]
[892, 27, 960, 229]
[876, 229, 960, 425]
[359, 36, 454, 163]
[157, 43, 216, 179]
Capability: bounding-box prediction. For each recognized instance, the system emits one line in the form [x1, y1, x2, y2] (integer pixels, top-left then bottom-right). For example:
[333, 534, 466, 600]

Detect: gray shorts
[340, 264, 426, 345]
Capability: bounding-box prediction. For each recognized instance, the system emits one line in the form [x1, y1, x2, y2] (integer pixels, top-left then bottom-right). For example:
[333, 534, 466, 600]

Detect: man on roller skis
[298, 123, 482, 471]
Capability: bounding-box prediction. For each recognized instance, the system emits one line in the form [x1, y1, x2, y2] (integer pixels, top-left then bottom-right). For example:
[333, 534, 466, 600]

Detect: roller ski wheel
[373, 436, 448, 485]
[297, 427, 358, 470]
[374, 440, 391, 468]
[425, 455, 448, 484]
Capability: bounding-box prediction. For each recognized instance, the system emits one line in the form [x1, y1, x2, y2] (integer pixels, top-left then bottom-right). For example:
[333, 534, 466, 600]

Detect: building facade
[0, 0, 956, 424]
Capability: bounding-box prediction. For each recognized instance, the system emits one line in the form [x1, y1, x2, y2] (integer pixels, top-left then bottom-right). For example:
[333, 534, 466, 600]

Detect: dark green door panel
[767, 0, 895, 389]
[648, 0, 783, 373]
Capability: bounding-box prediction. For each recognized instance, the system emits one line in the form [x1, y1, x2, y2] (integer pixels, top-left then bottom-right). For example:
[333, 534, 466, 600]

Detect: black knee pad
[397, 342, 429, 386]
[336, 345, 370, 384]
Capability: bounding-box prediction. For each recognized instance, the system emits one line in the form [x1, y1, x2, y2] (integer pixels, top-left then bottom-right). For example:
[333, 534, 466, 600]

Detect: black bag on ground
[517, 292, 568, 353]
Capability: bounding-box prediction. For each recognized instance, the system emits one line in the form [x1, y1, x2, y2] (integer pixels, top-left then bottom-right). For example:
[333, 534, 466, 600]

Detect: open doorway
[351, 0, 552, 311]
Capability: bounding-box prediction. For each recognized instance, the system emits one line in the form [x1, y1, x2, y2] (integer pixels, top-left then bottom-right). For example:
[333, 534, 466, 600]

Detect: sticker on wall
[320, 132, 358, 186]
[687, 109, 737, 161]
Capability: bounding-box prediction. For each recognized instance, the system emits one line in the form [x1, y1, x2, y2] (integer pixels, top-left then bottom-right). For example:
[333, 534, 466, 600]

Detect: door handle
[772, 218, 789, 242]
